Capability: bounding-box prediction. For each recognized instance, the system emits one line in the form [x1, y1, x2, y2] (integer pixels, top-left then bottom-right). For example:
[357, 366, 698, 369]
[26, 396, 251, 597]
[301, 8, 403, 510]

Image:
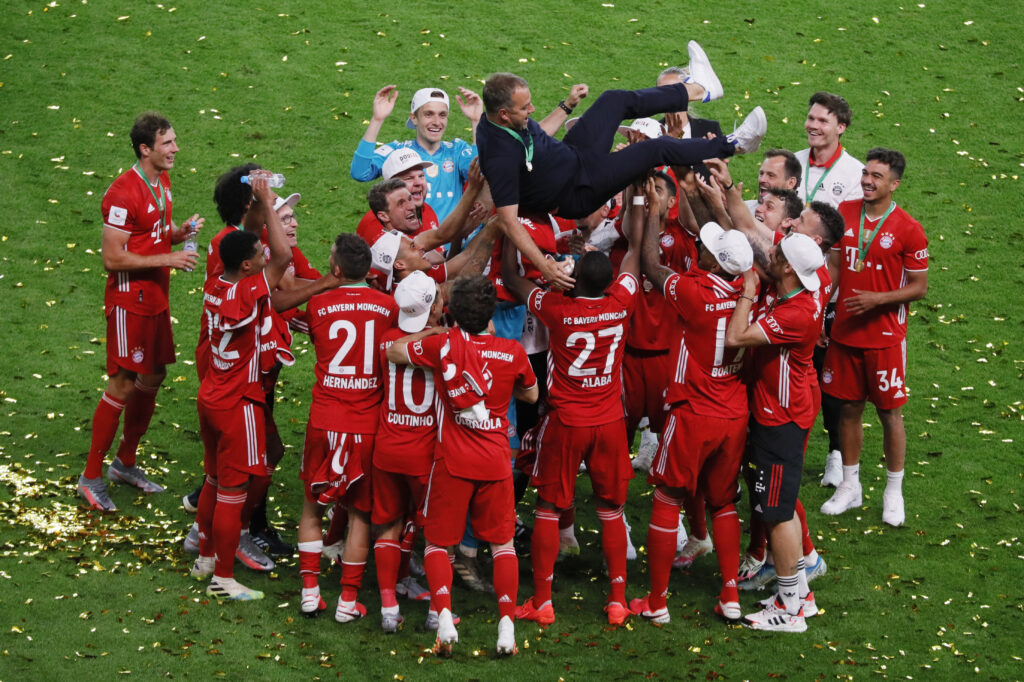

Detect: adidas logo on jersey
[844, 228, 854, 237]
[894, 389, 905, 399]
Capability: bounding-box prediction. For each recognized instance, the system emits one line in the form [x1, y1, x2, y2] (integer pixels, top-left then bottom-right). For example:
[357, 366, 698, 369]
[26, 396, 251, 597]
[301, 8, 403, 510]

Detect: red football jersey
[198, 272, 271, 409]
[662, 270, 749, 419]
[374, 326, 438, 476]
[528, 273, 638, 426]
[489, 214, 559, 303]
[406, 332, 536, 481]
[306, 284, 398, 433]
[101, 167, 173, 315]
[750, 286, 823, 429]
[831, 201, 929, 349]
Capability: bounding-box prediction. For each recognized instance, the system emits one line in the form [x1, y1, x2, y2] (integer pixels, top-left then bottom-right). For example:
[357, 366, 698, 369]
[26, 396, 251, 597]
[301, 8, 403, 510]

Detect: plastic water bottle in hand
[183, 220, 198, 272]
[241, 173, 286, 188]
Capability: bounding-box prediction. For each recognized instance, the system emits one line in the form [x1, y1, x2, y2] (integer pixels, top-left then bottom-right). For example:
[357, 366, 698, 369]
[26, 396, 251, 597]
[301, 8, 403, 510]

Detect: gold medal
[854, 259, 864, 272]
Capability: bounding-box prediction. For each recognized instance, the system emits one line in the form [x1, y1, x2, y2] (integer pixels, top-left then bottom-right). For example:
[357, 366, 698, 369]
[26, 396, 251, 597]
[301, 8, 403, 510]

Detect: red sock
[711, 504, 741, 604]
[530, 509, 560, 605]
[213, 488, 246, 578]
[242, 475, 271, 529]
[85, 392, 125, 478]
[297, 541, 322, 589]
[597, 505, 628, 605]
[647, 490, 682, 610]
[397, 520, 416, 581]
[558, 505, 575, 530]
[747, 513, 767, 561]
[114, 381, 158, 467]
[683, 489, 707, 539]
[196, 479, 217, 556]
[375, 539, 402, 608]
[795, 498, 815, 556]
[340, 561, 365, 602]
[492, 547, 519, 620]
[324, 506, 348, 546]
[424, 544, 453, 613]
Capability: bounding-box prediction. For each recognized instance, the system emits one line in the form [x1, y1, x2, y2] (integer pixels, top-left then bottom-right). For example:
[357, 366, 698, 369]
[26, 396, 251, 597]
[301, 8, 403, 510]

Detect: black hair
[766, 187, 804, 220]
[808, 201, 845, 251]
[332, 233, 372, 280]
[483, 73, 530, 116]
[213, 163, 261, 226]
[367, 178, 408, 215]
[651, 170, 678, 197]
[764, 148, 803, 189]
[220, 230, 261, 273]
[574, 252, 614, 297]
[865, 147, 907, 180]
[449, 275, 496, 334]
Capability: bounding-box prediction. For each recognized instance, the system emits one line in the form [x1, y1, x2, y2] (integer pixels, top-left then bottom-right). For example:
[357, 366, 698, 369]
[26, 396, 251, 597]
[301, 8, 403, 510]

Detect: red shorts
[422, 460, 516, 547]
[649, 404, 747, 508]
[822, 340, 908, 409]
[371, 465, 428, 527]
[198, 399, 267, 488]
[106, 306, 175, 376]
[623, 347, 671, 434]
[301, 425, 374, 512]
[532, 412, 632, 509]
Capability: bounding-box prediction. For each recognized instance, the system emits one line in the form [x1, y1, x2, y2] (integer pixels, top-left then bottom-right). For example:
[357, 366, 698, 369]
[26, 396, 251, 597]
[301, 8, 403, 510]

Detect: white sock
[559, 524, 576, 541]
[458, 543, 477, 558]
[795, 558, 810, 600]
[885, 469, 904, 494]
[842, 464, 860, 484]
[777, 574, 800, 615]
[765, 550, 775, 568]
[804, 548, 819, 567]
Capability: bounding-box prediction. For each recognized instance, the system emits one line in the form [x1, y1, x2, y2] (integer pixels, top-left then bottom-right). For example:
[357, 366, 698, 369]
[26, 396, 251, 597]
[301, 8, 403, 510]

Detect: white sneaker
[743, 596, 806, 633]
[381, 605, 404, 633]
[820, 479, 863, 516]
[189, 556, 214, 580]
[726, 106, 767, 155]
[673, 533, 712, 569]
[715, 600, 742, 621]
[882, 489, 905, 527]
[335, 598, 367, 623]
[805, 555, 828, 583]
[623, 513, 637, 561]
[759, 591, 818, 619]
[675, 518, 689, 553]
[495, 615, 517, 655]
[183, 522, 200, 554]
[737, 552, 766, 582]
[633, 429, 658, 472]
[321, 538, 345, 564]
[301, 586, 326, 617]
[821, 450, 843, 487]
[396, 575, 430, 601]
[206, 576, 264, 601]
[557, 533, 580, 561]
[432, 608, 458, 656]
[686, 40, 723, 102]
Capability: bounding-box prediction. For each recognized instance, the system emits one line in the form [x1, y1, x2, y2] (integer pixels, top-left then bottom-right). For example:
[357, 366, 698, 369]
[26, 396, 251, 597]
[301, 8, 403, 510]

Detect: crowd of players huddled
[78, 41, 927, 654]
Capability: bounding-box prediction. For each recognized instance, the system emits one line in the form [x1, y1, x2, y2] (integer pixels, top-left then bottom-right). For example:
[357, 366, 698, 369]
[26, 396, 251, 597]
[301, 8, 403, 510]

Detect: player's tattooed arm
[640, 177, 674, 293]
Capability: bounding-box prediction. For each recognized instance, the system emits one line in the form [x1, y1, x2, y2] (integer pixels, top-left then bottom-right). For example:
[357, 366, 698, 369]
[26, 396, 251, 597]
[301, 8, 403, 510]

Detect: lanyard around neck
[488, 118, 534, 172]
[133, 163, 166, 229]
[856, 201, 896, 266]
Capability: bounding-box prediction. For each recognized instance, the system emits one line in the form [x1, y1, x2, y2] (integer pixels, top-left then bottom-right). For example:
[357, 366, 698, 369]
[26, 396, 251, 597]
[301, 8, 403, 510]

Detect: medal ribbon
[856, 201, 896, 268]
[487, 118, 534, 172]
[133, 162, 166, 230]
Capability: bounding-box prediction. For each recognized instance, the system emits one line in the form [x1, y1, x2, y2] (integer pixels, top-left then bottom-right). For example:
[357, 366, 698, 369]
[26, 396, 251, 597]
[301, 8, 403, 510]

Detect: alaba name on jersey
[306, 284, 398, 433]
[407, 332, 536, 481]
[750, 286, 823, 429]
[374, 326, 437, 476]
[102, 167, 173, 316]
[528, 273, 638, 427]
[198, 272, 272, 409]
[661, 270, 748, 419]
[831, 200, 929, 349]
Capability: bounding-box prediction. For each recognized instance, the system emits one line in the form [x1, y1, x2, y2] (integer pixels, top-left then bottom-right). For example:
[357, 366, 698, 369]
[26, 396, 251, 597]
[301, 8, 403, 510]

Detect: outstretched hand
[372, 85, 399, 122]
[456, 87, 483, 123]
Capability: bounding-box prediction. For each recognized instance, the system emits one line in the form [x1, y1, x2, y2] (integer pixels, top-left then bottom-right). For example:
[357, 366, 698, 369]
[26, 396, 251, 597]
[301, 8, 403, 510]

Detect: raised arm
[248, 173, 291, 290]
[456, 87, 483, 143]
[639, 179, 674, 293]
[413, 159, 486, 253]
[538, 84, 589, 136]
[445, 214, 500, 279]
[499, 229, 540, 304]
[618, 180, 648, 280]
[494, 204, 574, 289]
[271, 271, 341, 313]
[385, 326, 446, 365]
[725, 269, 767, 347]
[350, 85, 399, 181]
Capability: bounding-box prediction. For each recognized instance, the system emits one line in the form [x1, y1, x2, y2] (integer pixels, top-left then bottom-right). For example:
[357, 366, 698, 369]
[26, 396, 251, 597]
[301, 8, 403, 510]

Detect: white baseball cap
[779, 232, 824, 291]
[382, 148, 437, 180]
[405, 88, 450, 129]
[394, 270, 436, 333]
[617, 117, 665, 140]
[370, 230, 402, 290]
[272, 193, 301, 212]
[699, 222, 753, 275]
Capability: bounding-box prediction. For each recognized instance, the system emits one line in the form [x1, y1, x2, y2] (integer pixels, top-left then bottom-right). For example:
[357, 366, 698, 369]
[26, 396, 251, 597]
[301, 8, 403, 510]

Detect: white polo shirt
[795, 146, 864, 208]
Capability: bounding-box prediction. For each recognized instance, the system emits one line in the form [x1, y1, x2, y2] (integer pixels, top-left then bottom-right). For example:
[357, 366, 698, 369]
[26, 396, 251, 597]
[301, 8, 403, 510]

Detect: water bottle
[183, 220, 198, 272]
[241, 173, 286, 188]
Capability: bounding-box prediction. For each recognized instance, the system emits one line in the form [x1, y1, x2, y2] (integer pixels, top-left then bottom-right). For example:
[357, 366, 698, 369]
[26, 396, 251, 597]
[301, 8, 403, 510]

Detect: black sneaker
[252, 526, 295, 556]
[513, 518, 532, 556]
[182, 486, 202, 513]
